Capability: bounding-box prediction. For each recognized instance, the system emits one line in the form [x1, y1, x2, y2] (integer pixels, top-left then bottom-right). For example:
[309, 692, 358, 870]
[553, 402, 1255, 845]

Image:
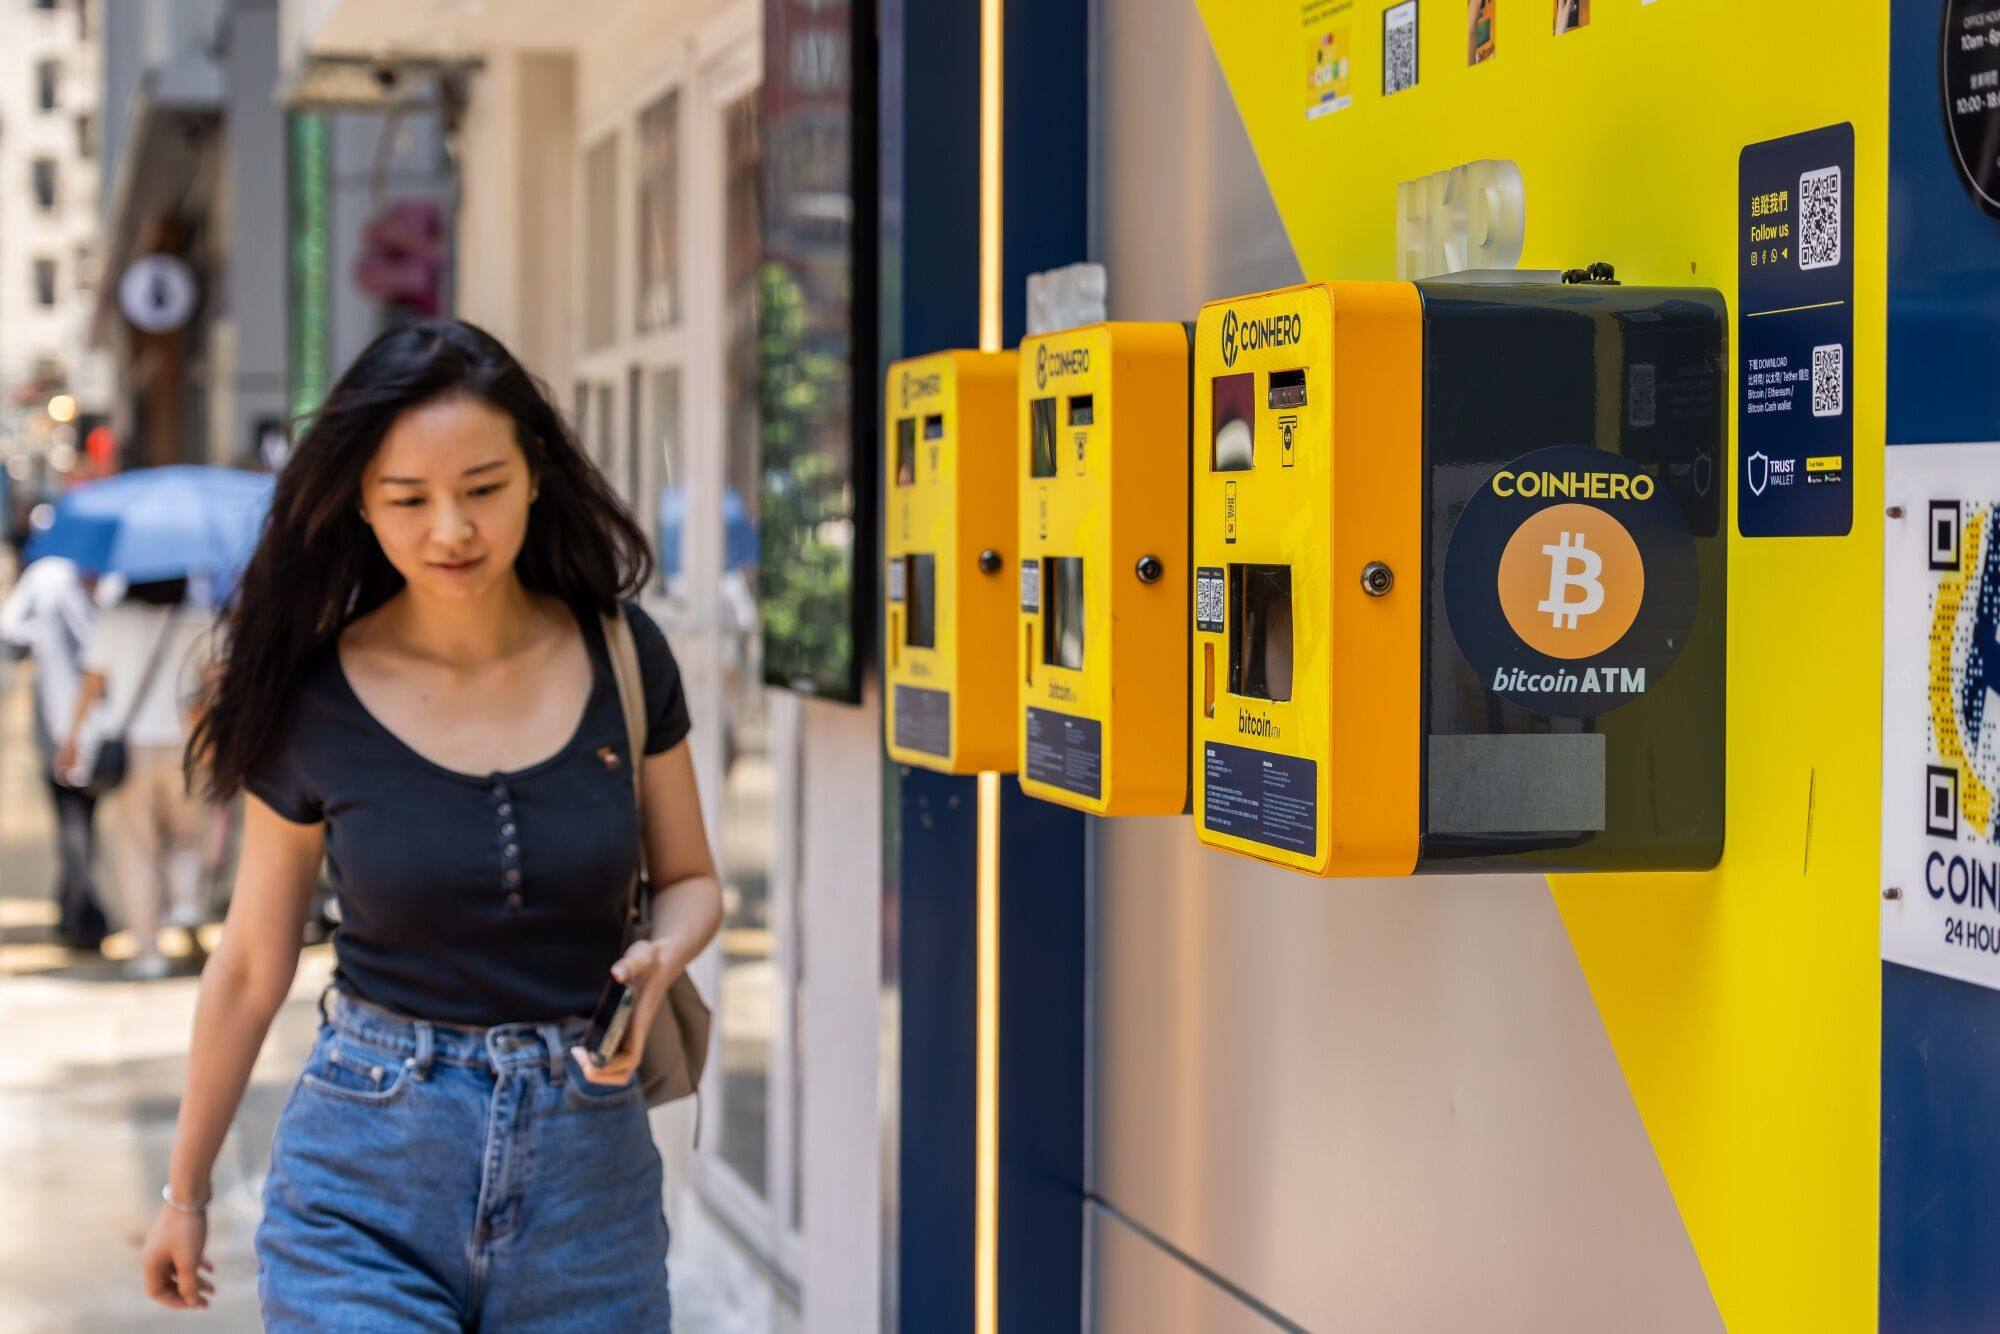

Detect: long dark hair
[191, 319, 652, 799]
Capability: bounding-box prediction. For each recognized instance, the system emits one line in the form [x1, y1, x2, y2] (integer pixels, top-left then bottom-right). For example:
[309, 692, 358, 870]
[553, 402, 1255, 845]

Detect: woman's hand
[570, 938, 676, 1086]
[140, 1204, 215, 1310]
[52, 737, 79, 786]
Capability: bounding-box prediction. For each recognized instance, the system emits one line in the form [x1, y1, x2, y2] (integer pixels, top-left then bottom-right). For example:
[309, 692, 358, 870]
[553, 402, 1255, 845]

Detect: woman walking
[60, 576, 213, 978]
[138, 320, 722, 1328]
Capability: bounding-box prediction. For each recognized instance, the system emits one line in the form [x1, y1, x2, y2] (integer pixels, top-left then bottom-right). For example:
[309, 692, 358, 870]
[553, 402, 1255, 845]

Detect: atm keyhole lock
[1135, 555, 1164, 584]
[1361, 562, 1395, 597]
[979, 549, 1004, 575]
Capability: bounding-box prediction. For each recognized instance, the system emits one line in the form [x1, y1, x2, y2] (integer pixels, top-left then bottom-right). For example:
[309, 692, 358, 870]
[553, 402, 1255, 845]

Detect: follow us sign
[1883, 442, 2000, 991]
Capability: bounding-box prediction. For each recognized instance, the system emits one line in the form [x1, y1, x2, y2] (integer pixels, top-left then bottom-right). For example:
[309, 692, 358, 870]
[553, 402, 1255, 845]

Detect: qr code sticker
[1811, 343, 1843, 418]
[1020, 559, 1040, 613]
[1383, 2, 1418, 95]
[887, 557, 906, 603]
[1798, 165, 1842, 271]
[1628, 363, 1656, 429]
[1195, 566, 1226, 633]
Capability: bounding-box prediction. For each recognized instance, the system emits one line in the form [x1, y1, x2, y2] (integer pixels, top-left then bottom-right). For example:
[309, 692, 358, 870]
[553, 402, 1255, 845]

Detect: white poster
[1883, 442, 2000, 989]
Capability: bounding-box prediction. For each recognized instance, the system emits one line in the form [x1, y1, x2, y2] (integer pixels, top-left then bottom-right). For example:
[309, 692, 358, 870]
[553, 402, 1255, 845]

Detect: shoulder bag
[603, 609, 713, 1109]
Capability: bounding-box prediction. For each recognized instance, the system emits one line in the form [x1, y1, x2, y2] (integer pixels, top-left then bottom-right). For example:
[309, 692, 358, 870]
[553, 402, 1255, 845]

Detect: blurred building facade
[95, 0, 272, 468]
[0, 0, 111, 469]
[94, 0, 450, 471]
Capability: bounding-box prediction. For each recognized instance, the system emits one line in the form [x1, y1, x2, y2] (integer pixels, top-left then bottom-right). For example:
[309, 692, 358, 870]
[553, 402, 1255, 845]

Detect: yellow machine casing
[1190, 281, 1423, 876]
[1015, 322, 1190, 816]
[883, 349, 1019, 773]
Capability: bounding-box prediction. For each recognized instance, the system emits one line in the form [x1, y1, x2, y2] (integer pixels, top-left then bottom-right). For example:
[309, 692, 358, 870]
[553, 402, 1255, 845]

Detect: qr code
[1628, 363, 1657, 429]
[1383, 2, 1418, 95]
[1798, 165, 1842, 271]
[1195, 567, 1226, 632]
[1020, 559, 1040, 613]
[1812, 343, 1843, 418]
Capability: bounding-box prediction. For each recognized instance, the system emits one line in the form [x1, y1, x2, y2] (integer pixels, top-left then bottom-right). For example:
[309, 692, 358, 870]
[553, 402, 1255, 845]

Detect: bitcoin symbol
[1537, 531, 1605, 630]
[1498, 503, 1643, 659]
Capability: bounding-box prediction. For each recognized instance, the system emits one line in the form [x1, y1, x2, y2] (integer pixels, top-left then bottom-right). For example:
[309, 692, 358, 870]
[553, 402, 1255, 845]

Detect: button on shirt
[246, 603, 691, 1027]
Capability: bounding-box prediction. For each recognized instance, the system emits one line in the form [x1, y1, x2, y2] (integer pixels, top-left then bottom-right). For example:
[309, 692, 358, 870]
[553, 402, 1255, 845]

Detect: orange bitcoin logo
[1495, 502, 1645, 659]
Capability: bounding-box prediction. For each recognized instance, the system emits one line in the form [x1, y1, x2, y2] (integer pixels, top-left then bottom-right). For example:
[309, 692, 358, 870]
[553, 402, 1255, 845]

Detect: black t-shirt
[247, 602, 691, 1026]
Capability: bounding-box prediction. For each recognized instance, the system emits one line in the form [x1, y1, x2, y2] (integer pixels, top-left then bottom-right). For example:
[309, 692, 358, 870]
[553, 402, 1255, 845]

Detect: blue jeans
[256, 990, 671, 1330]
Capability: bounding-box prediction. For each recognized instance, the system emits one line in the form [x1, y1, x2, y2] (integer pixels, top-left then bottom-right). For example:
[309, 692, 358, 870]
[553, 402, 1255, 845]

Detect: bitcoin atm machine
[1191, 279, 1726, 877]
[1015, 323, 1190, 816]
[884, 349, 1019, 773]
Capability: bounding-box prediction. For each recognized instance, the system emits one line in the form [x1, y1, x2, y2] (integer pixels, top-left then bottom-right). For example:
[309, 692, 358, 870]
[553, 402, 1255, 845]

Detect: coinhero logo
[1035, 342, 1088, 390]
[901, 371, 940, 411]
[1219, 308, 1300, 368]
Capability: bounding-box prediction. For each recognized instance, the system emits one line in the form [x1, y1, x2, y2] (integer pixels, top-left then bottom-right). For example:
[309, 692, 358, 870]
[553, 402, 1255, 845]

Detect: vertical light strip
[974, 769, 1001, 1334]
[978, 0, 1004, 356]
[975, 0, 1004, 1329]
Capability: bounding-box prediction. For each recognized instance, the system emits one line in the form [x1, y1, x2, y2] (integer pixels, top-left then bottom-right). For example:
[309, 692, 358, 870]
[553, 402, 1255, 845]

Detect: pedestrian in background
[139, 319, 721, 1326]
[0, 554, 110, 950]
[58, 576, 214, 979]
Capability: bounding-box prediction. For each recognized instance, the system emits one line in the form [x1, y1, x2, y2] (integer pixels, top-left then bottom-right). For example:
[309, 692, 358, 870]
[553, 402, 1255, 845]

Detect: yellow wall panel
[1194, 1, 1886, 1326]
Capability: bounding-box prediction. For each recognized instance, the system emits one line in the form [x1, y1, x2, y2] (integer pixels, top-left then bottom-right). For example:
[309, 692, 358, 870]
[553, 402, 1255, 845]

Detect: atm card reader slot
[1267, 369, 1307, 410]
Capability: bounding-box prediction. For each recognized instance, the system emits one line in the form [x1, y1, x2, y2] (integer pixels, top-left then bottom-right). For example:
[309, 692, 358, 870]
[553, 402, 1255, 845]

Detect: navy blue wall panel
[995, 1, 1091, 1329]
[1889, 0, 2000, 444]
[881, 1, 985, 1328]
[997, 783, 1088, 1332]
[884, 0, 1089, 1328]
[1882, 5, 2000, 1330]
[1881, 963, 2000, 1331]
[896, 769, 981, 1332]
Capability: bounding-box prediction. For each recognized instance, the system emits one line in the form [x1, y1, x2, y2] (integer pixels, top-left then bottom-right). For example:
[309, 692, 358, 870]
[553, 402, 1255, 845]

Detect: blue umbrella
[656, 486, 758, 578]
[25, 466, 275, 589]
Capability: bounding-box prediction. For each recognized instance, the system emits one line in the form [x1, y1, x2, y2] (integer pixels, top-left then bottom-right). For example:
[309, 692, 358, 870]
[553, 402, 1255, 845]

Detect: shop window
[581, 135, 619, 351]
[651, 367, 685, 602]
[715, 82, 776, 1214]
[594, 383, 614, 473]
[636, 90, 681, 333]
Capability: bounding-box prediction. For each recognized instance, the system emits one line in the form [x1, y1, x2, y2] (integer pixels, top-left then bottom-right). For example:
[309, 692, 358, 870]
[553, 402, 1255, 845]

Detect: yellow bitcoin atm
[1015, 323, 1190, 816]
[1191, 278, 1727, 877]
[884, 349, 1019, 773]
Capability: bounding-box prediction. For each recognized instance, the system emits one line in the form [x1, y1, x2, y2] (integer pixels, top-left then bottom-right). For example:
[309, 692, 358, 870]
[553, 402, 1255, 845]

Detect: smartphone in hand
[582, 977, 635, 1067]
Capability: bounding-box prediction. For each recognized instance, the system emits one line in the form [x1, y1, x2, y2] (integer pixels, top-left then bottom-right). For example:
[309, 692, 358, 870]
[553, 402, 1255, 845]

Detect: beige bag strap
[601, 607, 712, 1117]
[603, 609, 652, 891]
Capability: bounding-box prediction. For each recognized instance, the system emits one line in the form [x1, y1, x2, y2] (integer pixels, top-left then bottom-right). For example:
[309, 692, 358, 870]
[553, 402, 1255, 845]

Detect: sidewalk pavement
[1, 658, 327, 1331]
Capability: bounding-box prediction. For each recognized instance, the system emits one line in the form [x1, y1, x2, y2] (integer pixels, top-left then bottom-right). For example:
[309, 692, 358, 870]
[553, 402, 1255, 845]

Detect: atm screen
[896, 418, 917, 486]
[906, 553, 937, 648]
[1031, 397, 1059, 478]
[1229, 563, 1293, 700]
[1211, 372, 1255, 472]
[1043, 556, 1085, 670]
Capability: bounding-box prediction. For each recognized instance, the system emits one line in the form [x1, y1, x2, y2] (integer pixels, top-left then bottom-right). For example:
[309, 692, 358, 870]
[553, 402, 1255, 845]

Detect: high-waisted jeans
[255, 990, 671, 1331]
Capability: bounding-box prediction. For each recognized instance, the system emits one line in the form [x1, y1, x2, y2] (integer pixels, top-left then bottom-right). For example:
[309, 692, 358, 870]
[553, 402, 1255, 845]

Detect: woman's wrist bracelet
[161, 1183, 209, 1216]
